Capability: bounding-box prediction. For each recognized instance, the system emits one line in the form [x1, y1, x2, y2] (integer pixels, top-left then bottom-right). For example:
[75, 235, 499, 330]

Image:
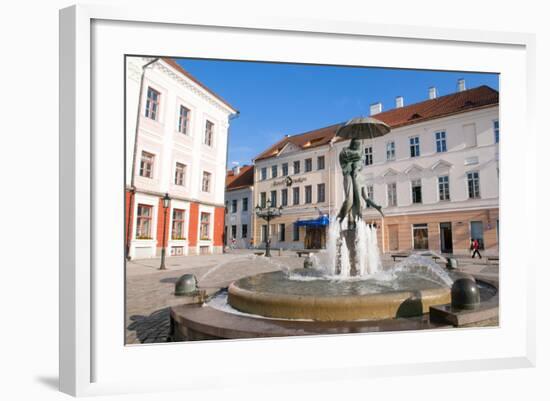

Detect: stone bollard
[278, 248, 282, 256]
[174, 274, 198, 296]
[451, 277, 480, 310]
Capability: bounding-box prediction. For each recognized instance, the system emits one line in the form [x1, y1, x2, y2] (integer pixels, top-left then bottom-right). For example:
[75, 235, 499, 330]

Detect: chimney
[428, 86, 437, 100]
[395, 96, 404, 108]
[370, 102, 382, 115]
[457, 78, 466, 92]
[232, 165, 240, 175]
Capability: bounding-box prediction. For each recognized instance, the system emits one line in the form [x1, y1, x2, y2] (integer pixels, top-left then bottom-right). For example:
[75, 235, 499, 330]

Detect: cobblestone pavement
[125, 250, 498, 344]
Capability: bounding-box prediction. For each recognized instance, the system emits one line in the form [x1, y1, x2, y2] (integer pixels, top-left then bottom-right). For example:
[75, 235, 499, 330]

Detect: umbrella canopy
[336, 117, 391, 140]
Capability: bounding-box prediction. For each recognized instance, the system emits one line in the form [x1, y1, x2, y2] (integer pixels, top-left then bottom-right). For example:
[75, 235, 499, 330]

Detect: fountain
[170, 118, 498, 340]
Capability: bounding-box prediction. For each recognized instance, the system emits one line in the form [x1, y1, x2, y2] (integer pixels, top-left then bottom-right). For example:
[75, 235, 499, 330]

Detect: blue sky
[175, 58, 499, 167]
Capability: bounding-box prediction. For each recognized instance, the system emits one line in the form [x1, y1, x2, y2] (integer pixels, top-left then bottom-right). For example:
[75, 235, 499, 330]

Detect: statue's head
[350, 138, 360, 150]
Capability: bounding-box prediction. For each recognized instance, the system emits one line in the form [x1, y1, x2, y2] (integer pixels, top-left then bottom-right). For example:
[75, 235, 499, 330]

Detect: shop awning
[294, 215, 330, 227]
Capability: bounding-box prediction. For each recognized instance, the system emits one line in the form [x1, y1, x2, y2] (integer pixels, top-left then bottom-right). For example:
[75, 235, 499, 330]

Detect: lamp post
[159, 193, 171, 270]
[255, 199, 283, 257]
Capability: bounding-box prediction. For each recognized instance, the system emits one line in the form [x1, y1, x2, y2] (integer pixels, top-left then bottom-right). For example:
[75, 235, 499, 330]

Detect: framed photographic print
[60, 3, 536, 397]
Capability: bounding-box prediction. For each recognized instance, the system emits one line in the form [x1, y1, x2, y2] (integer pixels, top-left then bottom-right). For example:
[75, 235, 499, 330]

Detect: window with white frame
[231, 199, 237, 213]
[438, 175, 450, 201]
[386, 141, 395, 161]
[305, 158, 312, 172]
[242, 224, 248, 239]
[293, 224, 300, 241]
[364, 146, 373, 166]
[410, 136, 420, 157]
[279, 224, 286, 242]
[260, 192, 266, 208]
[435, 131, 447, 153]
[145, 87, 160, 120]
[136, 204, 153, 239]
[282, 163, 289, 176]
[200, 212, 211, 240]
[272, 165, 278, 178]
[317, 183, 325, 203]
[317, 156, 325, 170]
[174, 162, 186, 186]
[412, 223, 429, 250]
[411, 179, 422, 203]
[493, 120, 499, 143]
[292, 187, 300, 205]
[242, 197, 248, 212]
[260, 167, 267, 181]
[281, 188, 288, 206]
[365, 185, 374, 207]
[201, 171, 212, 192]
[305, 185, 312, 204]
[387, 182, 397, 207]
[171, 209, 186, 240]
[467, 171, 480, 199]
[178, 105, 190, 135]
[270, 190, 277, 207]
[204, 120, 214, 146]
[139, 151, 154, 178]
[293, 160, 300, 174]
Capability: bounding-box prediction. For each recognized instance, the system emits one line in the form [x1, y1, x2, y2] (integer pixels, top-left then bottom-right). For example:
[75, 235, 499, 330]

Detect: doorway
[304, 227, 326, 249]
[388, 224, 399, 251]
[470, 221, 484, 249]
[439, 222, 453, 254]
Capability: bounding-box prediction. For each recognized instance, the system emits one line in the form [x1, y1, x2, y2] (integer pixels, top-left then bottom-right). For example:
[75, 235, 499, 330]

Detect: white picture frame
[59, 4, 536, 397]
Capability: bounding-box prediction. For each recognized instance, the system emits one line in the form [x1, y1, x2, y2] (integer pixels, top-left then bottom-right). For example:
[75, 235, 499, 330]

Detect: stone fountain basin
[228, 270, 451, 321]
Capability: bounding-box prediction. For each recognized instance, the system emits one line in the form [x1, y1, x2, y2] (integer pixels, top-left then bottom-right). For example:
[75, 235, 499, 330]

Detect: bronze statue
[336, 138, 384, 228]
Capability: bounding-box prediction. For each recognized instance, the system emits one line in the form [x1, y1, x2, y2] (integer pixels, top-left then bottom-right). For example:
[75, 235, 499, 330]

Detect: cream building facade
[252, 84, 499, 256]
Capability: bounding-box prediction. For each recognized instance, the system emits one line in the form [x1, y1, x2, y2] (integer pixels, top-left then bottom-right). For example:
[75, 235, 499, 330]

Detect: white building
[253, 83, 499, 255]
[224, 165, 254, 248]
[125, 57, 238, 259]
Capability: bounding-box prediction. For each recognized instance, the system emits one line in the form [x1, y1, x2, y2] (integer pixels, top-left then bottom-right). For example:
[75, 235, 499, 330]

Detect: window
[178, 105, 190, 135]
[231, 225, 237, 239]
[200, 212, 211, 240]
[171, 209, 186, 240]
[136, 204, 152, 239]
[201, 171, 211, 192]
[409, 136, 420, 157]
[241, 224, 248, 239]
[231, 199, 237, 213]
[282, 163, 289, 176]
[242, 197, 248, 212]
[317, 183, 325, 203]
[270, 190, 277, 207]
[387, 182, 397, 207]
[386, 141, 395, 161]
[305, 158, 312, 172]
[413, 223, 429, 250]
[139, 151, 154, 178]
[467, 171, 480, 199]
[305, 185, 312, 204]
[204, 120, 214, 146]
[411, 179, 422, 204]
[145, 87, 160, 120]
[364, 146, 373, 166]
[493, 120, 499, 143]
[292, 187, 300, 205]
[317, 156, 325, 170]
[365, 185, 374, 207]
[174, 162, 186, 186]
[279, 224, 285, 242]
[293, 224, 300, 241]
[260, 167, 267, 181]
[293, 160, 300, 174]
[281, 188, 288, 206]
[260, 192, 266, 208]
[438, 176, 450, 201]
[435, 131, 447, 153]
[272, 165, 278, 178]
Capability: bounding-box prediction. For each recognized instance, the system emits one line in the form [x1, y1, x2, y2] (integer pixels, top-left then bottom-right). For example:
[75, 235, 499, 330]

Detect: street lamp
[159, 193, 171, 270]
[255, 199, 283, 257]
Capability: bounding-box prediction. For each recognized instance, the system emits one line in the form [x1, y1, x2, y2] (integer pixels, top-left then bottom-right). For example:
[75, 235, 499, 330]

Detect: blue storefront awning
[294, 215, 330, 227]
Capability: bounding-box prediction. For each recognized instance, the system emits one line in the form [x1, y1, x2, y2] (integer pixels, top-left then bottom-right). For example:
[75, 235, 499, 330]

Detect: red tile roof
[161, 58, 238, 112]
[253, 85, 498, 162]
[226, 165, 254, 191]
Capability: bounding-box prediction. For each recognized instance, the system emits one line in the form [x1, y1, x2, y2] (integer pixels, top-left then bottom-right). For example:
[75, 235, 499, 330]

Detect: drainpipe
[223, 111, 240, 252]
[126, 57, 159, 260]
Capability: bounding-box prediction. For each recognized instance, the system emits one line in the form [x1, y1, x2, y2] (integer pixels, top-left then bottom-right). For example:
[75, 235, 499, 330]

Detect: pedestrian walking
[471, 238, 482, 259]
